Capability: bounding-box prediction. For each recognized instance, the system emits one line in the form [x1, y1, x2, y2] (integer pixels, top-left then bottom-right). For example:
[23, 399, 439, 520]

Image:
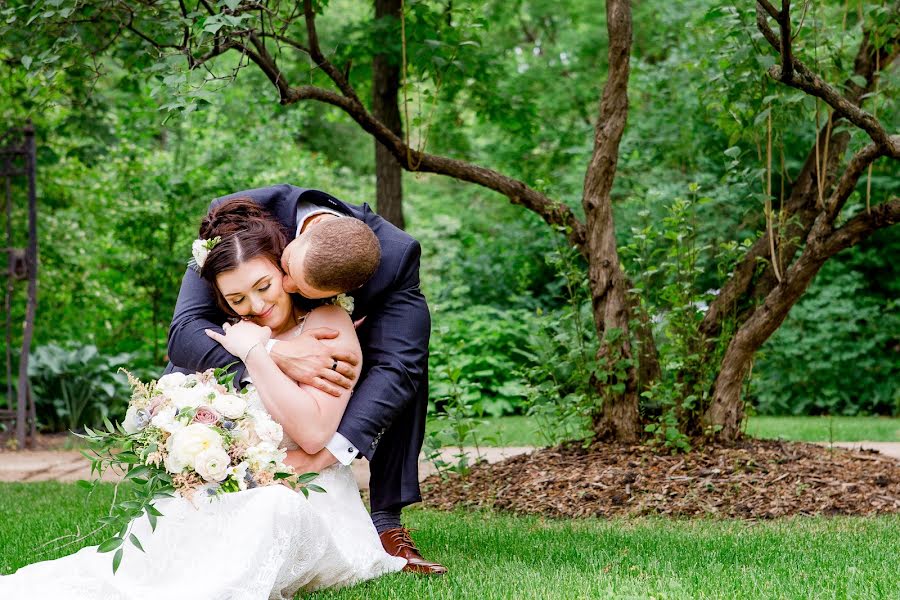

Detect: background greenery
[0, 0, 896, 436]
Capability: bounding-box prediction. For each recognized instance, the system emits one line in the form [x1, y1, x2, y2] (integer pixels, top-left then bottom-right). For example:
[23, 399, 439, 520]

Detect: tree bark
[583, 0, 639, 441]
[700, 11, 899, 439]
[706, 147, 898, 440]
[700, 33, 897, 340]
[372, 0, 405, 229]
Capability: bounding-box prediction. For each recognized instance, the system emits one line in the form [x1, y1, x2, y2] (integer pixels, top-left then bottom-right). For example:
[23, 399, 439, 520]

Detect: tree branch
[236, 34, 292, 101]
[777, 1, 793, 82]
[257, 32, 310, 54]
[283, 86, 587, 249]
[302, 0, 362, 106]
[757, 0, 780, 20]
[823, 197, 900, 256]
[824, 141, 889, 221]
[702, 17, 899, 339]
[756, 2, 899, 153]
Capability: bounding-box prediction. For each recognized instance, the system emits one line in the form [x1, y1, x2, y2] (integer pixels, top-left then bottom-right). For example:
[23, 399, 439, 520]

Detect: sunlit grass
[2, 482, 898, 599]
[429, 415, 900, 447]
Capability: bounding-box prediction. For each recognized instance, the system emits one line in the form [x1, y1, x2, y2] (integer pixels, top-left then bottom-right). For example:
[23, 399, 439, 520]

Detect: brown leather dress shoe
[379, 527, 448, 575]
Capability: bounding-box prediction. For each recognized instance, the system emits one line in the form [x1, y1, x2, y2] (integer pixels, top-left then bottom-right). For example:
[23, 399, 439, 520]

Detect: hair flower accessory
[189, 236, 222, 271]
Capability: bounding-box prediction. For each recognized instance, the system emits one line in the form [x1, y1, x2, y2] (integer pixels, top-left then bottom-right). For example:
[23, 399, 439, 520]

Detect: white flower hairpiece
[188, 236, 222, 271]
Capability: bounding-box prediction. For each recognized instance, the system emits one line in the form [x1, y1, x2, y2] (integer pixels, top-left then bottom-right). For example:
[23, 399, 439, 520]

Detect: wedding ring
[331, 360, 338, 371]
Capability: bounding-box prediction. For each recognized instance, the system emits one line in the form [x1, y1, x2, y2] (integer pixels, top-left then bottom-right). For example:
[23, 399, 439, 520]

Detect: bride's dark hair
[198, 197, 290, 317]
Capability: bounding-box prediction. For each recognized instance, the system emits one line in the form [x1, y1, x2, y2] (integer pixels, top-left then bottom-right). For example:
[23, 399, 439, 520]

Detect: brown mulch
[0, 432, 75, 452]
[421, 439, 900, 519]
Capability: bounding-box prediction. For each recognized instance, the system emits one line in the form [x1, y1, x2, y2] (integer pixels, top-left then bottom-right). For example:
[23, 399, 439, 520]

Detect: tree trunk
[372, 0, 405, 229]
[583, 0, 639, 442]
[707, 151, 899, 440]
[700, 34, 896, 340]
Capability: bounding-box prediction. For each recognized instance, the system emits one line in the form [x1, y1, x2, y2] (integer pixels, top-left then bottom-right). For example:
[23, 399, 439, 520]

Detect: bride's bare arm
[210, 305, 360, 454]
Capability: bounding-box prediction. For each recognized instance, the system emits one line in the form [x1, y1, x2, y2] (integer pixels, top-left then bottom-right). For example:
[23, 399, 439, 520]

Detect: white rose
[250, 411, 283, 446]
[192, 239, 210, 269]
[212, 393, 247, 419]
[194, 447, 231, 482]
[122, 405, 140, 434]
[165, 423, 224, 474]
[245, 442, 286, 471]
[155, 372, 188, 393]
[231, 423, 260, 447]
[166, 383, 216, 411]
[151, 406, 183, 434]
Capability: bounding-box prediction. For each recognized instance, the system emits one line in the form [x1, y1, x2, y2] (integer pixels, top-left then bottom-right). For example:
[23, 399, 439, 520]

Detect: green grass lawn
[1, 482, 898, 599]
[430, 415, 900, 447]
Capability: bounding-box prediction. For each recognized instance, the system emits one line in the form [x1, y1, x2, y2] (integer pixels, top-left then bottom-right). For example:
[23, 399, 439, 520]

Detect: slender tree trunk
[583, 0, 639, 441]
[372, 0, 405, 229]
[707, 145, 899, 439]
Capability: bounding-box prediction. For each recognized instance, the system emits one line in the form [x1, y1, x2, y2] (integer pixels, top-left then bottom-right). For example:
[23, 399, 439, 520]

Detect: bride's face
[216, 257, 294, 333]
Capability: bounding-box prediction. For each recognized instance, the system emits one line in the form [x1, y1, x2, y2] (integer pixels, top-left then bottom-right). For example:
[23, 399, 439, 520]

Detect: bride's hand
[205, 320, 272, 362]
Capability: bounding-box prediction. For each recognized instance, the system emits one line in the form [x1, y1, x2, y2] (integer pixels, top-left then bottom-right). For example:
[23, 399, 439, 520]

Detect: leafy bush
[429, 303, 534, 418]
[751, 265, 899, 416]
[28, 344, 149, 432]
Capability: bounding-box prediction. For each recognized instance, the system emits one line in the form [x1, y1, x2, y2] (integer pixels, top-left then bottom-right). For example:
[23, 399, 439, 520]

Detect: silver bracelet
[242, 342, 261, 363]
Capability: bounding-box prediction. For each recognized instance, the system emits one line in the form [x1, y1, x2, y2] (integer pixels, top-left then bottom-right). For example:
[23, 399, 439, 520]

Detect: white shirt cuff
[325, 432, 358, 465]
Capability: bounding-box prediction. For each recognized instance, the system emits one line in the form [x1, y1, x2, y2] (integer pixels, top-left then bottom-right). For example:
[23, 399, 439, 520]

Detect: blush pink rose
[192, 407, 220, 425]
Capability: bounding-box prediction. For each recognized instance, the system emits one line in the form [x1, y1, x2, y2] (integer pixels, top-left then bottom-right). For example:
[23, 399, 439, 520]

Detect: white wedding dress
[0, 436, 405, 599]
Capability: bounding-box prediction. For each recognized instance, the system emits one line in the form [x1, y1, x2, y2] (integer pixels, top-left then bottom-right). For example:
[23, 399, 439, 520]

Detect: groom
[165, 184, 447, 575]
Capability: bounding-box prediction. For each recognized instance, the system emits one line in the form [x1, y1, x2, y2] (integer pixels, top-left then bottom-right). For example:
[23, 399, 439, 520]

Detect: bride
[0, 199, 406, 599]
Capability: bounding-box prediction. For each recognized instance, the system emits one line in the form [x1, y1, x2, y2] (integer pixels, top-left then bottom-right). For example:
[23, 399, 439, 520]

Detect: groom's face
[281, 236, 340, 300]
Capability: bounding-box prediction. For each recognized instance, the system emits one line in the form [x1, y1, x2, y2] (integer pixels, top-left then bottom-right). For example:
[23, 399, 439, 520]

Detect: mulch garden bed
[0, 432, 75, 452]
[421, 439, 900, 518]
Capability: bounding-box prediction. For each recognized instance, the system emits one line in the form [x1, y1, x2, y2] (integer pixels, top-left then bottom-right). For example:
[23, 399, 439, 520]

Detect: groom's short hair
[301, 218, 381, 292]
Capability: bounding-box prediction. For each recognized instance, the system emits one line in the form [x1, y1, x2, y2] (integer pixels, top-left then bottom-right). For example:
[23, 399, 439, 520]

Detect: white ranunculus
[122, 404, 140, 434]
[165, 423, 224, 474]
[166, 383, 216, 411]
[194, 447, 231, 482]
[245, 442, 286, 471]
[155, 372, 188, 393]
[151, 406, 182, 434]
[212, 393, 247, 419]
[250, 411, 283, 446]
[231, 423, 260, 447]
[164, 451, 186, 474]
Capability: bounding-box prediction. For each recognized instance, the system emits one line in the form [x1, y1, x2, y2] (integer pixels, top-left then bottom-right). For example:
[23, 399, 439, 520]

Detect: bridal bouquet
[76, 366, 321, 572]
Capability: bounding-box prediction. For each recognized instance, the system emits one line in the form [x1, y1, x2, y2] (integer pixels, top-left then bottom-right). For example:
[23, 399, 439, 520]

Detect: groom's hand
[270, 327, 360, 396]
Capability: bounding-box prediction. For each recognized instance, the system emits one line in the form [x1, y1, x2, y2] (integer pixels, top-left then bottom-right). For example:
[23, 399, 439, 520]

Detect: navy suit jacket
[165, 184, 429, 510]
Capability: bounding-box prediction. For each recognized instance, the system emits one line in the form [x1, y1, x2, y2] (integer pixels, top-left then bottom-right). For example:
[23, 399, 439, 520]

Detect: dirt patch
[421, 439, 900, 518]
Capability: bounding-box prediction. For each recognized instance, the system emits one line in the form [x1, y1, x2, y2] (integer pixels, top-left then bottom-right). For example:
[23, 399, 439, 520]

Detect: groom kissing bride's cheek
[170, 185, 449, 577]
[0, 184, 445, 600]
